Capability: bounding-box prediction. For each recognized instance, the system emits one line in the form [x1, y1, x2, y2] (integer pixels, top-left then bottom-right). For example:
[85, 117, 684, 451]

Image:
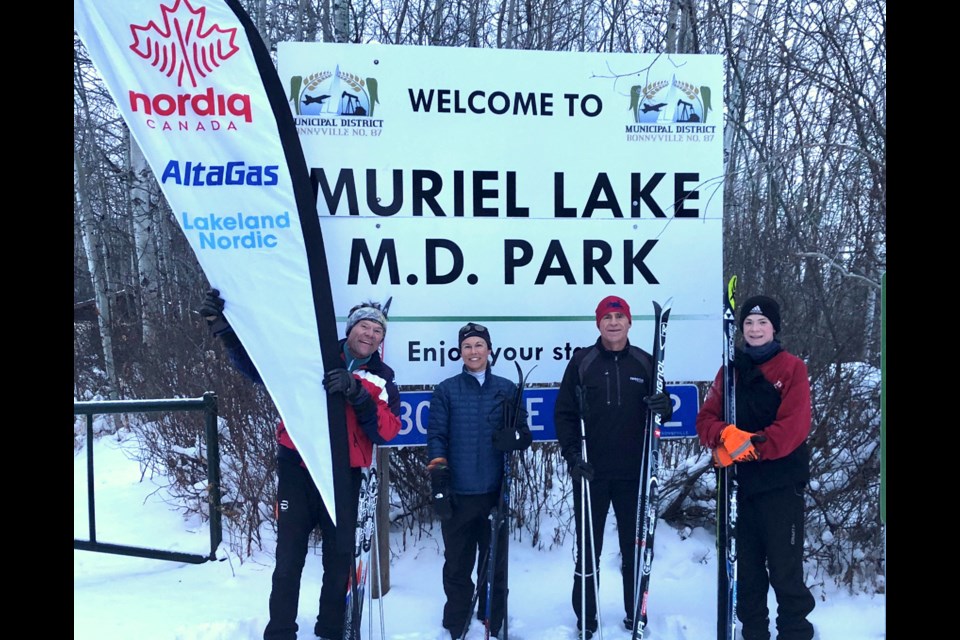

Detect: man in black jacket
[553, 295, 672, 638]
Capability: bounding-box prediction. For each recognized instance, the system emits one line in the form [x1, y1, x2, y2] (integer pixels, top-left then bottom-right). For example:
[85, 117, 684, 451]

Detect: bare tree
[75, 42, 121, 403]
[75, 149, 120, 402]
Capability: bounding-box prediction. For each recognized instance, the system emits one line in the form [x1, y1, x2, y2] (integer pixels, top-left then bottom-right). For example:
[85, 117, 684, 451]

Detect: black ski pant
[440, 491, 507, 637]
[571, 476, 639, 628]
[737, 483, 816, 640]
[264, 457, 361, 640]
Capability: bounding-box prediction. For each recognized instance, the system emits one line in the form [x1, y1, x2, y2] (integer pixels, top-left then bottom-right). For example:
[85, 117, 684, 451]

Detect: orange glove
[712, 446, 734, 468]
[716, 425, 766, 465]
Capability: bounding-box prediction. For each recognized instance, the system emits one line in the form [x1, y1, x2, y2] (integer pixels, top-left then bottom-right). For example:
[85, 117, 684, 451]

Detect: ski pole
[460, 548, 490, 640]
[502, 451, 512, 640]
[576, 384, 603, 640]
[584, 470, 603, 639]
[484, 502, 499, 640]
[371, 470, 386, 640]
[501, 361, 532, 640]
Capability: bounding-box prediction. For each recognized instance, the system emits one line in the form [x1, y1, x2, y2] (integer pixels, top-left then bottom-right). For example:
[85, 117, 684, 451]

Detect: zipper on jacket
[604, 367, 611, 405]
[615, 355, 622, 405]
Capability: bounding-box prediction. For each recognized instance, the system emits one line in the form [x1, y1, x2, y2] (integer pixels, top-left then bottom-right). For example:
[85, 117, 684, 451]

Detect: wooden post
[372, 446, 391, 597]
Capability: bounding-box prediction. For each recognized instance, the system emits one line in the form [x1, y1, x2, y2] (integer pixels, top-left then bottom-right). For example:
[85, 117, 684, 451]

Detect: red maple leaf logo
[129, 0, 240, 88]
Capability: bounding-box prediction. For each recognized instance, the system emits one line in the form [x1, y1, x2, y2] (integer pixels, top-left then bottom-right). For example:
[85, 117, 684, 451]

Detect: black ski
[717, 276, 738, 640]
[460, 550, 489, 640]
[483, 464, 506, 640]
[464, 362, 533, 640]
[631, 299, 673, 639]
[484, 362, 533, 640]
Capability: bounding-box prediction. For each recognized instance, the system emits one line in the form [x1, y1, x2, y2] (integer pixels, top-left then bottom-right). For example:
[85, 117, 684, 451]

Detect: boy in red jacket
[696, 295, 815, 640]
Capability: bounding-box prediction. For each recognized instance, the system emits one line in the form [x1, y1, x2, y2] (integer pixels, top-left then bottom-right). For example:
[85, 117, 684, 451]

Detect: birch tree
[128, 134, 162, 347]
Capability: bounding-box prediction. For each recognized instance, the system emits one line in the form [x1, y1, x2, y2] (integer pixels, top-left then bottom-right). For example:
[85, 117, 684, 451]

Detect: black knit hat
[739, 295, 781, 333]
[458, 322, 491, 348]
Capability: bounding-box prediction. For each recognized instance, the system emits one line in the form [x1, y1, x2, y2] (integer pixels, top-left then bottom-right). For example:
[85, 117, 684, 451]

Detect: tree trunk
[721, 0, 760, 205]
[321, 0, 334, 42]
[333, 0, 350, 42]
[503, 0, 519, 48]
[431, 0, 445, 44]
[128, 135, 162, 346]
[75, 150, 120, 403]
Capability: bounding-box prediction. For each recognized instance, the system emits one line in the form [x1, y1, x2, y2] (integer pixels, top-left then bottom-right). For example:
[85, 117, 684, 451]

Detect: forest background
[73, 0, 886, 598]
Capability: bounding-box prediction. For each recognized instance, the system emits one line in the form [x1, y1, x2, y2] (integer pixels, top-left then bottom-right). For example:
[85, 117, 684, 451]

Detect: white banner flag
[75, 0, 352, 531]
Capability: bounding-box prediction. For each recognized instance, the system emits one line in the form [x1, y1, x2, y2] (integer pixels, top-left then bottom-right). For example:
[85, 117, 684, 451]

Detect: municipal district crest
[289, 66, 380, 117]
[628, 75, 712, 124]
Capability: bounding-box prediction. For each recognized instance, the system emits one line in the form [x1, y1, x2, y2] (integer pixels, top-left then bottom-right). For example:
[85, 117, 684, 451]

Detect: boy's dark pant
[737, 483, 816, 640]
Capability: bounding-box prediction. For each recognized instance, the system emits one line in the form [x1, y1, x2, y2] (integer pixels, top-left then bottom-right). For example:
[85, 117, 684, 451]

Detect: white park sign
[281, 44, 725, 385]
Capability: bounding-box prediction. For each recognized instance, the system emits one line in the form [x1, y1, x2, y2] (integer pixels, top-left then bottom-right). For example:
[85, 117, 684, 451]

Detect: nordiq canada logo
[129, 0, 240, 88]
[126, 0, 252, 128]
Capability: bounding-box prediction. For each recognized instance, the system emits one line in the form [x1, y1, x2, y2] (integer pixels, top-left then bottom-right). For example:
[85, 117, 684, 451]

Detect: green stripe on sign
[344, 314, 714, 322]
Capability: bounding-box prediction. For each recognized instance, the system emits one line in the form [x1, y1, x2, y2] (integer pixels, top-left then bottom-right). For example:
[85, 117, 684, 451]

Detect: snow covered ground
[74, 431, 885, 640]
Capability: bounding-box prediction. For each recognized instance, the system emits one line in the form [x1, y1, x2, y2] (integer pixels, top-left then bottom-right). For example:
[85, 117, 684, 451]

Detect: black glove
[430, 465, 454, 521]
[322, 368, 359, 401]
[493, 404, 532, 452]
[199, 289, 232, 338]
[644, 392, 673, 421]
[568, 453, 594, 483]
[492, 424, 531, 451]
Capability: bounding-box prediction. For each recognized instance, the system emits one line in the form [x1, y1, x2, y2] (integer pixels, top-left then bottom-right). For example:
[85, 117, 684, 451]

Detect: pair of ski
[343, 457, 381, 640]
[716, 276, 739, 640]
[459, 361, 534, 640]
[627, 299, 672, 640]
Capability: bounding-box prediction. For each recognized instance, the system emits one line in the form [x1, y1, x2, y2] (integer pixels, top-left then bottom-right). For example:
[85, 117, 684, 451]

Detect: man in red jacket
[201, 290, 401, 640]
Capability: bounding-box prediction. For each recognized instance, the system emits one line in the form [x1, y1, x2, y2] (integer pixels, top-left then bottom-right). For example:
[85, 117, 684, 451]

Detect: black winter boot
[576, 617, 598, 639]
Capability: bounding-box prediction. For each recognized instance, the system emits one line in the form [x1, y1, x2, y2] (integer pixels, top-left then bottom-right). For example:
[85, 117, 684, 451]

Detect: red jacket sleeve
[361, 375, 402, 443]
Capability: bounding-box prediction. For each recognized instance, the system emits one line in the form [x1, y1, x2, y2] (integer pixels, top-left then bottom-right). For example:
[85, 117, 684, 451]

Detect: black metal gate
[74, 392, 222, 564]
